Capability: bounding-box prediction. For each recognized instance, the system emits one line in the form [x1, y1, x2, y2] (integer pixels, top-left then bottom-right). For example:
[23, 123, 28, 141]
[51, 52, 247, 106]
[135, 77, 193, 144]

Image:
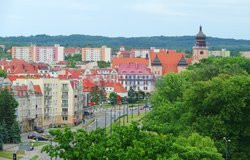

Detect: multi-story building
[82, 46, 111, 62]
[12, 82, 43, 132]
[13, 78, 84, 128]
[131, 49, 150, 58]
[64, 48, 81, 57]
[240, 51, 250, 59]
[117, 64, 154, 93]
[209, 49, 230, 57]
[12, 46, 35, 62]
[34, 44, 64, 64]
[12, 44, 64, 64]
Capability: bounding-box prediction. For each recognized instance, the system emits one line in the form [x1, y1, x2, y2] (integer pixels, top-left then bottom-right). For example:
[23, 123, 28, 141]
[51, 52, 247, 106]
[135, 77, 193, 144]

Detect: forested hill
[0, 34, 250, 54]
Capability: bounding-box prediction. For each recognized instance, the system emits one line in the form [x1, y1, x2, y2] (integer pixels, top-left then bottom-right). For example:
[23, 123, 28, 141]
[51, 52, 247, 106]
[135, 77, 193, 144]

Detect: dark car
[27, 132, 40, 139]
[34, 126, 44, 133]
[34, 136, 48, 141]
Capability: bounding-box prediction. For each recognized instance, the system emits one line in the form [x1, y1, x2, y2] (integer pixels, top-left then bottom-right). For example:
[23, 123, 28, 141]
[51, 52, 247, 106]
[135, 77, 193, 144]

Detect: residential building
[64, 48, 81, 57]
[112, 57, 149, 69]
[12, 44, 64, 64]
[149, 49, 191, 77]
[117, 64, 154, 93]
[131, 49, 150, 58]
[82, 46, 111, 62]
[12, 82, 43, 132]
[209, 49, 230, 57]
[34, 44, 64, 64]
[240, 51, 250, 59]
[13, 78, 84, 128]
[12, 46, 35, 62]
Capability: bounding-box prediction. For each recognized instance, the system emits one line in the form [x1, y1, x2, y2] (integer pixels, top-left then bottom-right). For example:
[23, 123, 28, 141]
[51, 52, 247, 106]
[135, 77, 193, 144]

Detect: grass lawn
[0, 151, 23, 160]
[31, 155, 39, 160]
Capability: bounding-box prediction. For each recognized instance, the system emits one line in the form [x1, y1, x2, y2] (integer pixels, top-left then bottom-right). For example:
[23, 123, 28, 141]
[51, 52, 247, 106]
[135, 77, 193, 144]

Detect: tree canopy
[143, 57, 250, 160]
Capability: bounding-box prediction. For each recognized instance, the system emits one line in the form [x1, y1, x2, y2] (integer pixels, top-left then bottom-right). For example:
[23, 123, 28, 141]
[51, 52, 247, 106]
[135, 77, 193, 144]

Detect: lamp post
[110, 107, 112, 134]
[223, 137, 231, 160]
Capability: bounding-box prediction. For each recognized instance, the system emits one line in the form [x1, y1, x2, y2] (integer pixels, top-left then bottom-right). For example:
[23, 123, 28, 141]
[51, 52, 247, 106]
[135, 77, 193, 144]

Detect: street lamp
[223, 137, 231, 160]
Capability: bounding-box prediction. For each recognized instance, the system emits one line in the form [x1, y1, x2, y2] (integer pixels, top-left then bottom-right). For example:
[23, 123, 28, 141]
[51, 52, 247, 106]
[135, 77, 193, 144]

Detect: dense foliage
[42, 124, 223, 160]
[143, 57, 250, 160]
[0, 70, 7, 78]
[97, 61, 110, 68]
[65, 54, 82, 62]
[1, 35, 250, 55]
[0, 89, 21, 147]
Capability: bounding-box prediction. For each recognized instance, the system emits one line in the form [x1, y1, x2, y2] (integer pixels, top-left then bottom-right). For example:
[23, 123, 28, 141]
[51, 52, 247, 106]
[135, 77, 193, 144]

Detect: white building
[209, 49, 230, 57]
[82, 46, 111, 62]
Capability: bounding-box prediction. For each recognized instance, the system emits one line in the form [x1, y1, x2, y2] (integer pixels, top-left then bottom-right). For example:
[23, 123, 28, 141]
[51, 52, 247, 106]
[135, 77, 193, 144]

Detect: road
[18, 105, 149, 160]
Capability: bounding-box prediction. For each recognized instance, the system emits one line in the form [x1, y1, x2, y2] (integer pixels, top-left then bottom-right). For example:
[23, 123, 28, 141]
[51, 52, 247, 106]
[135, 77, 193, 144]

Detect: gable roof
[112, 58, 149, 68]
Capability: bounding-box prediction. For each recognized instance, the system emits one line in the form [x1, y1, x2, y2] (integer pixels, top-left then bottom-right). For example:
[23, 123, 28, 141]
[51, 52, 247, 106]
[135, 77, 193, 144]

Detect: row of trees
[0, 89, 21, 150]
[143, 56, 250, 160]
[43, 124, 223, 160]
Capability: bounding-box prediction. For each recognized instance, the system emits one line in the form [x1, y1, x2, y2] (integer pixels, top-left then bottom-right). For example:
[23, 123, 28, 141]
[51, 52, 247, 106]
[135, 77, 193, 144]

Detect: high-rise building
[12, 44, 64, 64]
[192, 26, 209, 64]
[34, 44, 64, 64]
[82, 46, 111, 62]
[12, 46, 35, 62]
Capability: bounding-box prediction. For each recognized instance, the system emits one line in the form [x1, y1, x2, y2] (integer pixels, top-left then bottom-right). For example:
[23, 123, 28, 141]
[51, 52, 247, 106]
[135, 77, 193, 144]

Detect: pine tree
[0, 125, 4, 151]
[0, 121, 9, 143]
[9, 121, 21, 144]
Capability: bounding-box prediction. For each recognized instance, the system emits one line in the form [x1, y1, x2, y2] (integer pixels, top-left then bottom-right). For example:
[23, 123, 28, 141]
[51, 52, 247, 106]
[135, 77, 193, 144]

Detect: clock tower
[192, 26, 209, 64]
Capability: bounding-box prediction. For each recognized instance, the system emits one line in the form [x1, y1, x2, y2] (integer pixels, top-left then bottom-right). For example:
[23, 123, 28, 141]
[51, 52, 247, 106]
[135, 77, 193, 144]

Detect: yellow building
[14, 78, 83, 128]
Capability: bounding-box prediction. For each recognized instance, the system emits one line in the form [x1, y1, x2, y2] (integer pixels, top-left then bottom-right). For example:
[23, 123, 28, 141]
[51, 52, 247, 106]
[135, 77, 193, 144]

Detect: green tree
[66, 60, 76, 68]
[0, 125, 4, 151]
[128, 87, 136, 104]
[90, 86, 106, 105]
[9, 121, 21, 144]
[109, 92, 118, 105]
[65, 53, 82, 61]
[0, 70, 6, 78]
[42, 124, 223, 160]
[0, 121, 9, 143]
[97, 61, 110, 68]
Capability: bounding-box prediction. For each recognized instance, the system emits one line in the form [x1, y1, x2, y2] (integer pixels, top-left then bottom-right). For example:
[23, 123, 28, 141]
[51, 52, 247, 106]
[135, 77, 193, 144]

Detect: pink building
[117, 64, 154, 93]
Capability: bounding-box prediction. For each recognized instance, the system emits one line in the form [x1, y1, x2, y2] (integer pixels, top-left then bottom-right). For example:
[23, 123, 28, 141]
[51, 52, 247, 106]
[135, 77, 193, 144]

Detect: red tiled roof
[112, 58, 149, 68]
[33, 85, 42, 95]
[150, 50, 187, 74]
[82, 79, 96, 92]
[114, 83, 127, 93]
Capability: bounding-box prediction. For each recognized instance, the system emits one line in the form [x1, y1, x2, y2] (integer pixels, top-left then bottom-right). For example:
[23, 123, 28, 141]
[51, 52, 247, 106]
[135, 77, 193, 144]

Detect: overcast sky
[1, 0, 250, 39]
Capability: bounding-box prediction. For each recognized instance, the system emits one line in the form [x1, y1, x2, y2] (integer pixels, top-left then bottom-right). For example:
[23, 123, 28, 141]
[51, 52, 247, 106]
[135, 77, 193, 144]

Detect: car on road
[34, 126, 44, 133]
[34, 136, 48, 141]
[27, 132, 40, 139]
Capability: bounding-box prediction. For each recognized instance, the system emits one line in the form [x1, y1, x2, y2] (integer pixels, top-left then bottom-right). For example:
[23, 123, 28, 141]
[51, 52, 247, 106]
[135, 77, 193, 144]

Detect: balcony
[62, 112, 68, 116]
[62, 104, 68, 108]
[62, 95, 68, 100]
[62, 87, 69, 92]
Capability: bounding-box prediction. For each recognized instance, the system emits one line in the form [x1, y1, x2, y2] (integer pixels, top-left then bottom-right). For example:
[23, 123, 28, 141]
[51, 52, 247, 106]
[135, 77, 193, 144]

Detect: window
[62, 116, 68, 121]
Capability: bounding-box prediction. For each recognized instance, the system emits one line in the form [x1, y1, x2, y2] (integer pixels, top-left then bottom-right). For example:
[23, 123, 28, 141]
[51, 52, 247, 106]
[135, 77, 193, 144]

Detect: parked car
[34, 136, 48, 141]
[34, 126, 44, 133]
[27, 132, 40, 139]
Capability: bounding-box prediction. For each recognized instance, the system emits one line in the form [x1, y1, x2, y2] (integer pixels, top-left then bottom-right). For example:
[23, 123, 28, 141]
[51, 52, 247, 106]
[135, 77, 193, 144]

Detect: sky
[1, 0, 250, 39]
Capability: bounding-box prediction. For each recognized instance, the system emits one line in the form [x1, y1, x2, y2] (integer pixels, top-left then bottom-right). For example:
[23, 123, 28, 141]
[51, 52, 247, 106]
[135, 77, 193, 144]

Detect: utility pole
[132, 104, 134, 119]
[110, 107, 112, 134]
[123, 104, 125, 126]
[95, 119, 98, 130]
[138, 104, 140, 116]
[223, 137, 231, 160]
[104, 108, 106, 129]
[126, 103, 129, 123]
[118, 105, 121, 127]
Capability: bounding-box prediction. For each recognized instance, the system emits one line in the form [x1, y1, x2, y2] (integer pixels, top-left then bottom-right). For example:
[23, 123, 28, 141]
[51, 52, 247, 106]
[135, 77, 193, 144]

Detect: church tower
[192, 26, 209, 64]
[151, 54, 162, 78]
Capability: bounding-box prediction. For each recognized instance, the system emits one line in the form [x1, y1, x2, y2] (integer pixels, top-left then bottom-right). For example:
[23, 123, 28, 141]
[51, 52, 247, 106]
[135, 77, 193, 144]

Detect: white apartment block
[82, 45, 111, 62]
[12, 44, 64, 64]
[132, 49, 150, 58]
[209, 49, 230, 57]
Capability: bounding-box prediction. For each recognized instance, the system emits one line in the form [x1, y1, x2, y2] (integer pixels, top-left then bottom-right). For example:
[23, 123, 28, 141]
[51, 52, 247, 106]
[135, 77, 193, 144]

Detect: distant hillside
[0, 34, 250, 55]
